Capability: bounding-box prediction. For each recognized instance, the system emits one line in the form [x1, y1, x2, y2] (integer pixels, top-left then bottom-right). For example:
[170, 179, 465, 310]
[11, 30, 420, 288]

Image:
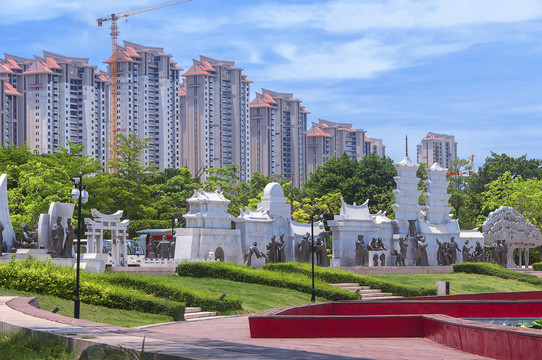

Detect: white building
[0, 53, 110, 165]
[106, 41, 182, 170]
[181, 56, 251, 181]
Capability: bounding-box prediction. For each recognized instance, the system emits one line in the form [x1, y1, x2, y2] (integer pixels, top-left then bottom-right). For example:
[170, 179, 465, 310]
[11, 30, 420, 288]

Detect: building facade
[106, 41, 182, 171]
[181, 56, 251, 181]
[416, 132, 457, 169]
[0, 62, 22, 147]
[364, 136, 386, 157]
[250, 89, 308, 188]
[306, 119, 366, 174]
[0, 52, 110, 165]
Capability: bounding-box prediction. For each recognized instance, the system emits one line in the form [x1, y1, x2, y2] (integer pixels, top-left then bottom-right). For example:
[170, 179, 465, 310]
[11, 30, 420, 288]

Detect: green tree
[303, 153, 397, 215]
[108, 133, 158, 182]
[84, 174, 157, 222]
[147, 167, 201, 223]
[447, 158, 473, 228]
[8, 160, 72, 233]
[465, 153, 542, 230]
[479, 172, 542, 228]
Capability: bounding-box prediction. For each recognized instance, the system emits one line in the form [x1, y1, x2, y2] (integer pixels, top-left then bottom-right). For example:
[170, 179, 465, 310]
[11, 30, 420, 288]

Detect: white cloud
[0, 0, 172, 25]
[262, 38, 399, 81]
[248, 0, 542, 33]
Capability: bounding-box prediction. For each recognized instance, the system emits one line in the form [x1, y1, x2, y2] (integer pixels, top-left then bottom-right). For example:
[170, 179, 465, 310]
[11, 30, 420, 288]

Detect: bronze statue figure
[373, 254, 379, 266]
[462, 240, 472, 262]
[62, 218, 75, 258]
[297, 232, 310, 263]
[147, 242, 157, 259]
[157, 235, 170, 260]
[244, 242, 263, 266]
[449, 237, 460, 264]
[415, 236, 429, 266]
[398, 237, 408, 266]
[390, 249, 401, 266]
[277, 234, 286, 263]
[49, 217, 64, 256]
[315, 232, 329, 267]
[267, 236, 278, 263]
[355, 234, 368, 266]
[379, 253, 386, 266]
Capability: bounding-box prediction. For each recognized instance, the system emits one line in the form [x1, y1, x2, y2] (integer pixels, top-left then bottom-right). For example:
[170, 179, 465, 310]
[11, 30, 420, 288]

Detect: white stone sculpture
[483, 206, 542, 267]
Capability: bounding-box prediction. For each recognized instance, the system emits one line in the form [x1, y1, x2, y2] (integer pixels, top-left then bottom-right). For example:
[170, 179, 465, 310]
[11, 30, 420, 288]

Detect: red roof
[44, 57, 62, 70]
[183, 63, 211, 76]
[104, 50, 135, 63]
[179, 84, 186, 96]
[307, 126, 331, 137]
[300, 105, 310, 114]
[0, 63, 14, 74]
[250, 96, 272, 108]
[4, 82, 21, 96]
[263, 93, 277, 104]
[23, 61, 54, 75]
[5, 58, 21, 70]
[201, 60, 214, 70]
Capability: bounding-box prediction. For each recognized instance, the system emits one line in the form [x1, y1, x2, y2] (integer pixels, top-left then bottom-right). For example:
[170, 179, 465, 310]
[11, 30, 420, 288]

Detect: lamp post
[310, 213, 324, 302]
[71, 172, 88, 319]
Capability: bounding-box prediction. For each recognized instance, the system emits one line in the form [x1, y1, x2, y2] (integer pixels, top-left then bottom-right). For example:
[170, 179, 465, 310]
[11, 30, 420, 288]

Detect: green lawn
[163, 275, 325, 314]
[372, 273, 542, 294]
[0, 288, 171, 328]
[0, 331, 75, 360]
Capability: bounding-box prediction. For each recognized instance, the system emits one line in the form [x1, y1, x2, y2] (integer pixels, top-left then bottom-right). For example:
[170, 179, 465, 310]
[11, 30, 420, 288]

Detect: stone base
[368, 250, 388, 267]
[79, 253, 109, 273]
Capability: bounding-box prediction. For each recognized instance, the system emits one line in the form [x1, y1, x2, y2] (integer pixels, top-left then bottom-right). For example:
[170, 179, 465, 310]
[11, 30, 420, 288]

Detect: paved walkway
[1, 297, 490, 359]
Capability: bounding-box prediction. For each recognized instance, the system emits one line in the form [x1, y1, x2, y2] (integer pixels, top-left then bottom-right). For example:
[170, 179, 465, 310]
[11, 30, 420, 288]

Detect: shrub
[95, 272, 242, 312]
[0, 259, 184, 320]
[263, 262, 436, 297]
[453, 262, 542, 286]
[533, 263, 542, 271]
[176, 262, 358, 301]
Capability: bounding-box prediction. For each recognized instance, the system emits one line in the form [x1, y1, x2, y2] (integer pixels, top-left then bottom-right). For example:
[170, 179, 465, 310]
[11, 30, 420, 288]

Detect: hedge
[263, 262, 437, 297]
[0, 259, 184, 320]
[533, 263, 542, 271]
[453, 262, 542, 286]
[95, 272, 242, 312]
[176, 262, 358, 301]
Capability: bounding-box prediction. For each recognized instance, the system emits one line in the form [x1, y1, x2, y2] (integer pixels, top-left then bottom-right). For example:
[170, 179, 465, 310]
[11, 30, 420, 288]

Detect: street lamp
[71, 172, 88, 319]
[310, 213, 325, 302]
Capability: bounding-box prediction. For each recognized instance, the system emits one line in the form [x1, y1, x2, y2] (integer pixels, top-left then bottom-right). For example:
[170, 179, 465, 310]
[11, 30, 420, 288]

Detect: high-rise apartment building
[181, 56, 251, 181]
[306, 119, 366, 174]
[107, 41, 182, 171]
[0, 62, 22, 146]
[250, 89, 308, 188]
[416, 132, 457, 169]
[364, 136, 386, 157]
[0, 52, 110, 164]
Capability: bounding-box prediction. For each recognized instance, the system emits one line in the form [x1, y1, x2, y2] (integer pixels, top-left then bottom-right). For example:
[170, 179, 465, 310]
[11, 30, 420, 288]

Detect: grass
[371, 273, 542, 295]
[0, 287, 171, 328]
[0, 331, 75, 360]
[162, 275, 326, 314]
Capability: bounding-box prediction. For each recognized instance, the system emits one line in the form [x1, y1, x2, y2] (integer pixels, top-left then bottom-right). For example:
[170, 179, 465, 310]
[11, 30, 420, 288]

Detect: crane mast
[97, 0, 192, 172]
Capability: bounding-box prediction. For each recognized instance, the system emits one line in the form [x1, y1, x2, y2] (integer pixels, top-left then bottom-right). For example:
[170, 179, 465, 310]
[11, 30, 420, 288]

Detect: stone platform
[0, 296, 489, 359]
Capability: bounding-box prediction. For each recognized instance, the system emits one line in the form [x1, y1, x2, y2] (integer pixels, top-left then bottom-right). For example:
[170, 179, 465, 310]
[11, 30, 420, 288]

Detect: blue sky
[1, 0, 542, 167]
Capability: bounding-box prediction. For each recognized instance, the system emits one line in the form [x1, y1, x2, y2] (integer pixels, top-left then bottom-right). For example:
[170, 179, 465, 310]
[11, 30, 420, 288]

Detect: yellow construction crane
[97, 0, 192, 171]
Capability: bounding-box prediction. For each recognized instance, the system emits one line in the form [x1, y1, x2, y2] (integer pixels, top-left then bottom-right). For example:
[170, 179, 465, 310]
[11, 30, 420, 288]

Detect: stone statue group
[243, 231, 331, 267]
[146, 235, 175, 260]
[297, 232, 329, 267]
[47, 216, 75, 258]
[0, 218, 74, 258]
